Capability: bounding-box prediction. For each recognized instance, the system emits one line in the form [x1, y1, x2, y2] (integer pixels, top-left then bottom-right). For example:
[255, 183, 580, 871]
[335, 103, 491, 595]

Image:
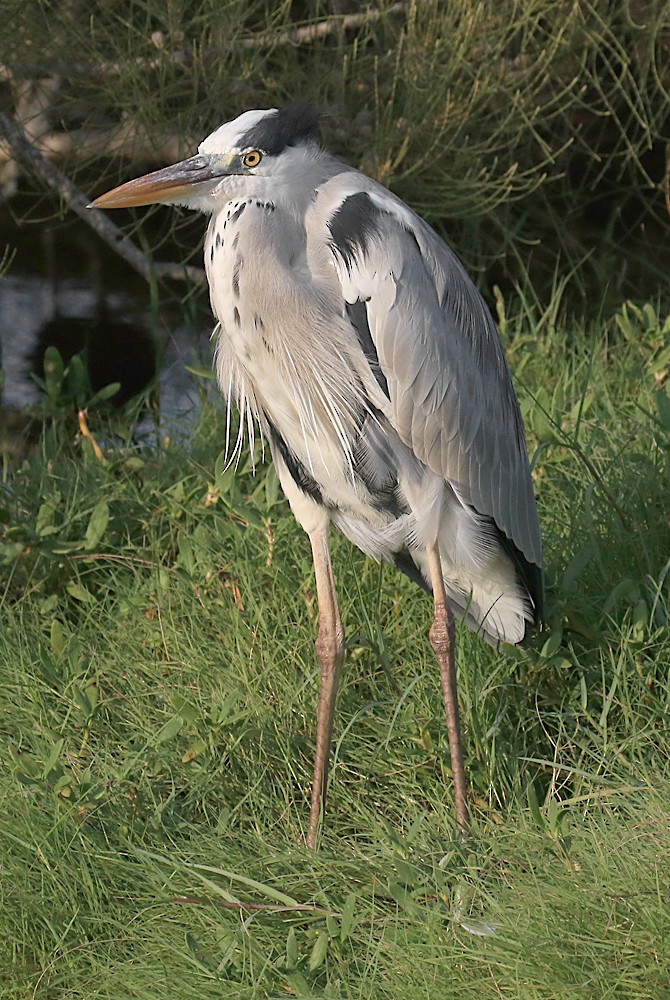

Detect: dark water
[3, 185, 668, 441]
[0, 200, 216, 437]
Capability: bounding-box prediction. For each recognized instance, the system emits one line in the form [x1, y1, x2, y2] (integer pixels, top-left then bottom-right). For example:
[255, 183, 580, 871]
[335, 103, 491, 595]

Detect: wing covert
[318, 177, 542, 571]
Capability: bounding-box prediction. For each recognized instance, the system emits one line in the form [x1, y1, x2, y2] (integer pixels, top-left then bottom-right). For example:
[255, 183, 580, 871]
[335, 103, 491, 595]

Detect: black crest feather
[240, 103, 321, 156]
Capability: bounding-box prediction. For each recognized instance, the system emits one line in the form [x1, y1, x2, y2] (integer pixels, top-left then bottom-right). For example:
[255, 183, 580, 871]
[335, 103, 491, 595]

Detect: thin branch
[239, 3, 406, 47]
[172, 895, 339, 916]
[0, 112, 206, 287]
[1, 5, 407, 80]
[0, 120, 194, 171]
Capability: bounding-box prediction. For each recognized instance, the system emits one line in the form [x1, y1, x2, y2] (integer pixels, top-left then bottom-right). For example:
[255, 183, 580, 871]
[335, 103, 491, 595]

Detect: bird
[90, 103, 542, 847]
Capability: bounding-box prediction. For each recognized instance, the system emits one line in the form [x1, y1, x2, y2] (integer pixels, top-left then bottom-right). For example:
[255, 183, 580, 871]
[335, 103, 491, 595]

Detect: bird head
[89, 104, 323, 214]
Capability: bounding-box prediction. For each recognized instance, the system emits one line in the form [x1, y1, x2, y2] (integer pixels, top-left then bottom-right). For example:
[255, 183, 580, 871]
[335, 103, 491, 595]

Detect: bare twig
[0, 112, 206, 287]
[239, 3, 406, 47]
[2, 5, 407, 81]
[0, 115, 195, 170]
[172, 895, 338, 916]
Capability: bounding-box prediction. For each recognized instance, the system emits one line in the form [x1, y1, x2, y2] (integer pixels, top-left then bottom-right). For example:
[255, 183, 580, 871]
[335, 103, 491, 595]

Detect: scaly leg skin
[427, 543, 470, 833]
[306, 526, 345, 849]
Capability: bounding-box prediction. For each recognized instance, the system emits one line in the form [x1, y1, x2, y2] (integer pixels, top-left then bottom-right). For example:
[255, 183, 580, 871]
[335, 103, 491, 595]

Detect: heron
[90, 103, 542, 847]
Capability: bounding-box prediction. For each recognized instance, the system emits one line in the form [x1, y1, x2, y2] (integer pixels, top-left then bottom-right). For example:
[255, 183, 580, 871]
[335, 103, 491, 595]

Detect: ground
[1, 296, 669, 998]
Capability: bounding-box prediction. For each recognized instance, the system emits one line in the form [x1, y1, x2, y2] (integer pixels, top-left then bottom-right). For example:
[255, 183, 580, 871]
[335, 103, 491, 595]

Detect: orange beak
[88, 154, 225, 209]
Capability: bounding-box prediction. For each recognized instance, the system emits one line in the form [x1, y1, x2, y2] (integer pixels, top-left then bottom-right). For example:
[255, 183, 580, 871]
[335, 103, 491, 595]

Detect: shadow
[29, 305, 156, 407]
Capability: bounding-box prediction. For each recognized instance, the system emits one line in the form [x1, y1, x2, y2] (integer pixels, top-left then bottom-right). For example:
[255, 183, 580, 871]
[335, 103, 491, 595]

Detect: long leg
[426, 543, 469, 831]
[307, 525, 345, 849]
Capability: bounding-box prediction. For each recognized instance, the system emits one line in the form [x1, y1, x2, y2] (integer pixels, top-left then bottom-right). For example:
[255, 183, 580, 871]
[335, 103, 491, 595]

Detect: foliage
[1, 4, 669, 994]
[1, 0, 669, 306]
[31, 345, 122, 417]
[1, 291, 669, 995]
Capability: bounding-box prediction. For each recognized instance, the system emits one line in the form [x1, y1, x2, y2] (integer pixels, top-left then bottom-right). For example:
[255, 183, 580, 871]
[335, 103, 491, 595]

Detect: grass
[1, 294, 669, 997]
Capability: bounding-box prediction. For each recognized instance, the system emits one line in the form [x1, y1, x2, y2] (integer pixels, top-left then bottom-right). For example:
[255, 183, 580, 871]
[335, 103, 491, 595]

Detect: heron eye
[243, 150, 263, 168]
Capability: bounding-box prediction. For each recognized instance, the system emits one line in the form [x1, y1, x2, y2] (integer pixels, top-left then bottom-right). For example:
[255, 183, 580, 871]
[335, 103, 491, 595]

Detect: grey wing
[321, 179, 542, 575]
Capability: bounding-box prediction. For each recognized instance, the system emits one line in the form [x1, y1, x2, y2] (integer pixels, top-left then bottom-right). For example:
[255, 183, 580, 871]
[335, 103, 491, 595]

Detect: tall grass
[1, 291, 669, 996]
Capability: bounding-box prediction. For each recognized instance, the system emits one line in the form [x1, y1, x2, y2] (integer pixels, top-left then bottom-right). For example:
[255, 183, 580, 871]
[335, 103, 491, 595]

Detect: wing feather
[318, 175, 542, 573]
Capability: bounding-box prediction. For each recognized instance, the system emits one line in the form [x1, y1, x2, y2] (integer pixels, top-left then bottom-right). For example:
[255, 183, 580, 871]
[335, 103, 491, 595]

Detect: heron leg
[306, 525, 345, 849]
[427, 543, 469, 832]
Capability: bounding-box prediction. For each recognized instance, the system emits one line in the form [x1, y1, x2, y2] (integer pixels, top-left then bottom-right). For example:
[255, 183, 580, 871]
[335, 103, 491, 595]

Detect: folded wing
[316, 176, 542, 614]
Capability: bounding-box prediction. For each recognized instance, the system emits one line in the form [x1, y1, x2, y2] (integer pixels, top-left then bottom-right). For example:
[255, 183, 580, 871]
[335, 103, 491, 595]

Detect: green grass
[1, 296, 669, 997]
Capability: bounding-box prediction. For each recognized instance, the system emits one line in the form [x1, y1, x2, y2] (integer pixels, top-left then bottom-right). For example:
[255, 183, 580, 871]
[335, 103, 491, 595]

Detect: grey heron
[90, 104, 542, 846]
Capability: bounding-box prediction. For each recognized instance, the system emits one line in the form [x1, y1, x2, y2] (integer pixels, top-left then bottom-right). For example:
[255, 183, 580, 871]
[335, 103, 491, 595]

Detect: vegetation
[1, 1, 670, 995]
[1, 293, 669, 996]
[1, 0, 669, 305]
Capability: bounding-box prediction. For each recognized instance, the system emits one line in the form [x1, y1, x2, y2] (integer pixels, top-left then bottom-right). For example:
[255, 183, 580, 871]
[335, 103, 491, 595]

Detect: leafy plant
[31, 345, 121, 418]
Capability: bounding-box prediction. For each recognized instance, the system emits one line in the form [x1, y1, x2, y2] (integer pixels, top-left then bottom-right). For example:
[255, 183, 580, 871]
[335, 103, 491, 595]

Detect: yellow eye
[243, 150, 263, 168]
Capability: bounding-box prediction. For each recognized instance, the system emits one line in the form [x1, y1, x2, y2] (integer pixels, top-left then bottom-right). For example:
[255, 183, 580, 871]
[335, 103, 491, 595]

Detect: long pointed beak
[88, 154, 225, 209]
